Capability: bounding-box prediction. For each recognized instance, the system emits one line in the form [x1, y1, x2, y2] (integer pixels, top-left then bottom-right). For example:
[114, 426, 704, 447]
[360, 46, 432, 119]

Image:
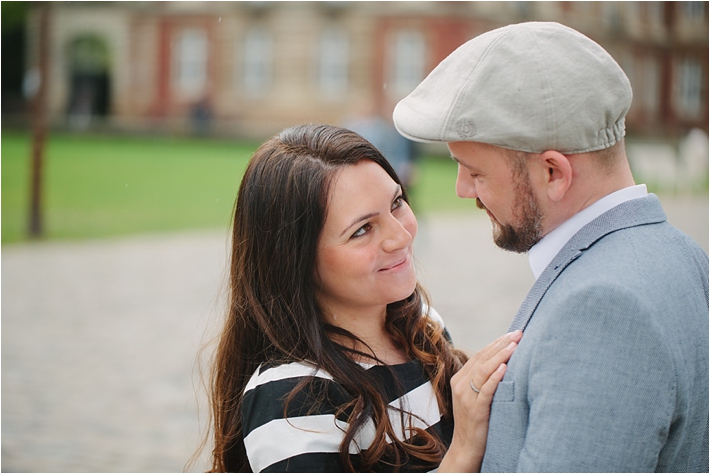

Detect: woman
[208, 124, 521, 472]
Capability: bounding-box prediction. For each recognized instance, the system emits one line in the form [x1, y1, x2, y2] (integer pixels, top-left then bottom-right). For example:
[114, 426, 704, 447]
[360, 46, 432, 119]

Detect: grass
[2, 131, 473, 244]
[2, 131, 258, 243]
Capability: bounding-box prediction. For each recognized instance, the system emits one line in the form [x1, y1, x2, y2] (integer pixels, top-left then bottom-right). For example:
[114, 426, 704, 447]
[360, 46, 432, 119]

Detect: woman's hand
[438, 330, 522, 473]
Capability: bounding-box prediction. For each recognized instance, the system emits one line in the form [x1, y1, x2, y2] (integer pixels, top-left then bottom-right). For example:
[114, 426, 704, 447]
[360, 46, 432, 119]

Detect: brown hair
[209, 124, 466, 472]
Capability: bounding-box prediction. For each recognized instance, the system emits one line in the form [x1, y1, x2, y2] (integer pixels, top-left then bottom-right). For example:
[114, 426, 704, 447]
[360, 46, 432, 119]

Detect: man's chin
[492, 224, 537, 254]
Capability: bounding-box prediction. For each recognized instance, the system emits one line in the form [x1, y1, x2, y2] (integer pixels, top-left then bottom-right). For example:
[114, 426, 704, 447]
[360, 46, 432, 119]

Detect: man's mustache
[476, 198, 486, 211]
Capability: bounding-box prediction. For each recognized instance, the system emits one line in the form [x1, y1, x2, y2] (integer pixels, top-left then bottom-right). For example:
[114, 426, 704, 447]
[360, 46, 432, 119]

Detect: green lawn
[2, 131, 473, 244]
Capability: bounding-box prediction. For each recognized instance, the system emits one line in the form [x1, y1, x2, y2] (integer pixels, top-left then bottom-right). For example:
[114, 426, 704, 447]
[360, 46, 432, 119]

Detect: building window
[388, 29, 426, 99]
[682, 1, 707, 20]
[601, 2, 623, 32]
[639, 54, 661, 117]
[674, 56, 703, 118]
[512, 1, 532, 18]
[242, 27, 272, 96]
[172, 28, 208, 98]
[317, 27, 349, 98]
[646, 2, 664, 27]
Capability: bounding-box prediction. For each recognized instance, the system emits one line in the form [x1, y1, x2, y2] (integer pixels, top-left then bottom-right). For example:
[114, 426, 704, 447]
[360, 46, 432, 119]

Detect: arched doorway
[66, 34, 110, 128]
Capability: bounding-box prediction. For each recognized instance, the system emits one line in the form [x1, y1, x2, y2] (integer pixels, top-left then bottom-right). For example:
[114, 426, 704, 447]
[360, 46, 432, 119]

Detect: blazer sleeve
[517, 283, 676, 472]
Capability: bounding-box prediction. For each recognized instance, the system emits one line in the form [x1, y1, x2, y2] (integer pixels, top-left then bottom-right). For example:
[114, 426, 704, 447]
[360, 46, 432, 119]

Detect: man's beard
[477, 176, 543, 254]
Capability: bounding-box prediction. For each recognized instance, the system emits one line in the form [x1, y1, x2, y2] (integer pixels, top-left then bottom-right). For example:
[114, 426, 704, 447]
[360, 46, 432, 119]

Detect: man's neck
[529, 184, 648, 279]
[541, 158, 636, 236]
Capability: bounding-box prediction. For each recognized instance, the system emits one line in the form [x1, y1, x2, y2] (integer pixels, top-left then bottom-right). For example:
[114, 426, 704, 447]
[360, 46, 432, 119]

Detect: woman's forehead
[323, 161, 397, 229]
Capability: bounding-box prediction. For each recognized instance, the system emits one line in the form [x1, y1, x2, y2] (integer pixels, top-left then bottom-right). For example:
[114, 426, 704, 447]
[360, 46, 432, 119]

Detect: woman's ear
[536, 150, 572, 202]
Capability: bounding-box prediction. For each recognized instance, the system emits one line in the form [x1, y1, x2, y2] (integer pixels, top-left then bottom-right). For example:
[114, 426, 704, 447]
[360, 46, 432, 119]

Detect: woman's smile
[378, 254, 410, 272]
[315, 159, 418, 318]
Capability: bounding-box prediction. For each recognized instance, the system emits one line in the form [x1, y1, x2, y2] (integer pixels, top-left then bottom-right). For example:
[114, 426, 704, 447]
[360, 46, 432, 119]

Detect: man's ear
[536, 150, 572, 202]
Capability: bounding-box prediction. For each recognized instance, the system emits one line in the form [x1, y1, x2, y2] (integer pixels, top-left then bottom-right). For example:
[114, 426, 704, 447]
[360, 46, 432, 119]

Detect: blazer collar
[508, 194, 667, 332]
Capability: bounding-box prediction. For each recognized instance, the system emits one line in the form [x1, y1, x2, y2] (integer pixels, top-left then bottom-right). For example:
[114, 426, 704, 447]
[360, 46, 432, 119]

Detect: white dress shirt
[528, 184, 649, 280]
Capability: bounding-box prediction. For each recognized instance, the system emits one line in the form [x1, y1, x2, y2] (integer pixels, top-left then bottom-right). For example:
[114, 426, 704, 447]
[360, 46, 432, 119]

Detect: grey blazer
[481, 194, 709, 473]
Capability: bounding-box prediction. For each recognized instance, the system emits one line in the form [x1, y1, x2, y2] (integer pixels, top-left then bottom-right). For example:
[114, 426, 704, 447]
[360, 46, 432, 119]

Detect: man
[393, 22, 709, 472]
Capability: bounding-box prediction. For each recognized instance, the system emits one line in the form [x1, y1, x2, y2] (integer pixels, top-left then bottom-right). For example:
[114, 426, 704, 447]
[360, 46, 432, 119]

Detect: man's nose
[455, 166, 478, 199]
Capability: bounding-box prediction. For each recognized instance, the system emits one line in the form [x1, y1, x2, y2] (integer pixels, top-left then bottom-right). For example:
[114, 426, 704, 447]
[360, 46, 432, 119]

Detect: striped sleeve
[242, 362, 352, 472]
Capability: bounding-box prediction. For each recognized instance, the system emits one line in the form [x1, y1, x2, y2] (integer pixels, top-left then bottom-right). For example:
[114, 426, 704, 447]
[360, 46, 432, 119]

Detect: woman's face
[315, 160, 418, 319]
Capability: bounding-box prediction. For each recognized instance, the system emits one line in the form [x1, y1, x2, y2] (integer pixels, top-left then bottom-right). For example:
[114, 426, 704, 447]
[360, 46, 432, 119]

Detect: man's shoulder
[578, 216, 707, 273]
[539, 216, 708, 335]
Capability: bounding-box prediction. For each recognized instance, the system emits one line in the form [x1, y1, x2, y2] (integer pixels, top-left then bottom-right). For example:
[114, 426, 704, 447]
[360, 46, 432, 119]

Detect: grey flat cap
[393, 21, 632, 154]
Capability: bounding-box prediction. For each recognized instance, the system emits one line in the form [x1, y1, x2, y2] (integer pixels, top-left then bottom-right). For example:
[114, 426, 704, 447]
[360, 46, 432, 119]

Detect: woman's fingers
[471, 340, 517, 391]
[468, 330, 522, 365]
[456, 330, 521, 392]
[474, 362, 507, 407]
[441, 332, 521, 472]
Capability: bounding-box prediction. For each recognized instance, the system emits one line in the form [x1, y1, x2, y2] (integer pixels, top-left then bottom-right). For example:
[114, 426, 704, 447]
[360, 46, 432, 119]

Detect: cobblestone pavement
[2, 194, 707, 472]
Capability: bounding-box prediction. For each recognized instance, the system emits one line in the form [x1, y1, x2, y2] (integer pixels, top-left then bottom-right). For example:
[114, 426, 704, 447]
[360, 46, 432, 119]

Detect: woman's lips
[379, 254, 409, 272]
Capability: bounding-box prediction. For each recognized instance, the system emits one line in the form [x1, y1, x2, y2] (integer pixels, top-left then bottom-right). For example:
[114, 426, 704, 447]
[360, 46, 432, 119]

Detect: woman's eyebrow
[340, 211, 378, 237]
[339, 185, 402, 237]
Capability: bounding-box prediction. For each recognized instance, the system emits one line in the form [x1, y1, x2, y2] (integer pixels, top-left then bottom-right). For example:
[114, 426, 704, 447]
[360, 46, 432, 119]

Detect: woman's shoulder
[422, 304, 454, 344]
[244, 360, 334, 395]
[241, 361, 353, 472]
[242, 361, 349, 427]
[423, 304, 445, 328]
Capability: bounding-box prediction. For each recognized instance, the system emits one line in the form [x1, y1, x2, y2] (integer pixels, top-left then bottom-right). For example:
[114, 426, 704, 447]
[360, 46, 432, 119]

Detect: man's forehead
[448, 142, 497, 167]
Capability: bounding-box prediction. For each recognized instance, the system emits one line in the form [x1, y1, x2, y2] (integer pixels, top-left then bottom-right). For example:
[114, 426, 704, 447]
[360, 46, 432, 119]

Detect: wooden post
[29, 2, 49, 238]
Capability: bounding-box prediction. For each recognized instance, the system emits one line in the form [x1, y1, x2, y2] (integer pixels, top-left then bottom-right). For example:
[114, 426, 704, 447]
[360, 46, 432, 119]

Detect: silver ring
[470, 380, 481, 393]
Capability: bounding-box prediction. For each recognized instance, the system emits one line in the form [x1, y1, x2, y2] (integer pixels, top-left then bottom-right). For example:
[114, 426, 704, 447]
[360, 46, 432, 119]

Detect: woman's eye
[351, 224, 371, 239]
[391, 195, 404, 210]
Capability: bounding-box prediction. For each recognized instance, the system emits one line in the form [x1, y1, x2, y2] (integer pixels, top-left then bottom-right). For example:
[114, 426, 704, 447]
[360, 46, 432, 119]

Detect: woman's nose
[382, 215, 413, 252]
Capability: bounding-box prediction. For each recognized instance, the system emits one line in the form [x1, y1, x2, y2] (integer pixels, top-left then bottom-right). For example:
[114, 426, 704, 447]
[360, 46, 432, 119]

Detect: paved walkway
[2, 194, 707, 472]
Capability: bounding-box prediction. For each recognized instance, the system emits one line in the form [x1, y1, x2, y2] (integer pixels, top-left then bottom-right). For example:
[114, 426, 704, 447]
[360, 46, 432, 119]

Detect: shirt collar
[528, 184, 648, 279]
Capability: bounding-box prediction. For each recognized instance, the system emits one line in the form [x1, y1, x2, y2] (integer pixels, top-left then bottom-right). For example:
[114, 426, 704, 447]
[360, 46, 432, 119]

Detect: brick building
[25, 1, 708, 140]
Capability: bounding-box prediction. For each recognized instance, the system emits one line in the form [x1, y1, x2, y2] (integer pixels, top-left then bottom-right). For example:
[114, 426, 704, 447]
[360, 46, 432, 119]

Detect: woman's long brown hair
[209, 124, 467, 472]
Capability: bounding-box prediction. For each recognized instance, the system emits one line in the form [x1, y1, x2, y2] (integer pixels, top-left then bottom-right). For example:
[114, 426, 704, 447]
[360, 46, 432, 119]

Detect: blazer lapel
[508, 194, 667, 332]
[508, 246, 582, 331]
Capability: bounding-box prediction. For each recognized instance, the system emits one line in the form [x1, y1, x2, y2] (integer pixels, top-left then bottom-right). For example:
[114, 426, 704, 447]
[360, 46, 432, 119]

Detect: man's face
[448, 141, 543, 253]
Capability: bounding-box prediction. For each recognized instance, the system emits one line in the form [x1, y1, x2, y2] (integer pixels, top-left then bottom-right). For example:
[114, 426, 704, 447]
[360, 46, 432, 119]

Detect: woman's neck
[324, 304, 408, 365]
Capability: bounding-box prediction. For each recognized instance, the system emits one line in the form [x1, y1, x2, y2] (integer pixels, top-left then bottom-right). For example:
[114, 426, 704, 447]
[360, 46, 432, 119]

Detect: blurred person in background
[394, 21, 709, 472]
[343, 101, 419, 191]
[206, 124, 522, 472]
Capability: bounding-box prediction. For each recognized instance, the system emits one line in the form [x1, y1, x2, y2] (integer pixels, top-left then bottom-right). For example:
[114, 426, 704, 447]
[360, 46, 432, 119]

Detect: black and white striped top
[241, 311, 452, 472]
